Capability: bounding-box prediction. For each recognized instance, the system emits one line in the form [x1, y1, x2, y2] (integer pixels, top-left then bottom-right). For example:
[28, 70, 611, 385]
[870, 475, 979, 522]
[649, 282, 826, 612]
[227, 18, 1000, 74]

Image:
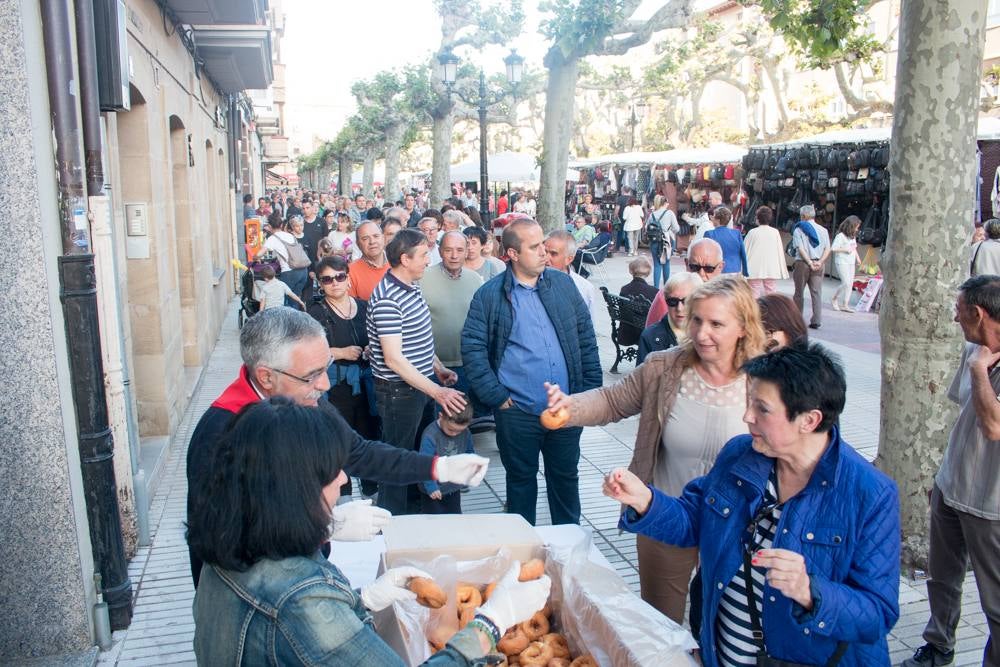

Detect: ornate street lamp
[628, 100, 648, 151]
[438, 49, 522, 224]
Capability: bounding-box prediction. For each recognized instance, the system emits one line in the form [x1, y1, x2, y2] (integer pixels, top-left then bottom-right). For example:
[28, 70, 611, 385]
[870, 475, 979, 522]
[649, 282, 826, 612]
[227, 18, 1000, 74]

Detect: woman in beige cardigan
[743, 206, 788, 297]
[546, 275, 766, 625]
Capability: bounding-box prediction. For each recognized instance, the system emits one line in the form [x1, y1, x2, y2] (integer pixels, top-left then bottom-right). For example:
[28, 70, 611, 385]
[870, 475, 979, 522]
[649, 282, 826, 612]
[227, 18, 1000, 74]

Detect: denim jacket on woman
[193, 552, 486, 666]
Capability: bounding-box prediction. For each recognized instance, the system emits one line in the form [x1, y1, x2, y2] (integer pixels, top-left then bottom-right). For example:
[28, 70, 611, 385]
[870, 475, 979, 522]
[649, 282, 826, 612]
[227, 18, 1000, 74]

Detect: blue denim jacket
[193, 552, 487, 666]
[621, 428, 900, 667]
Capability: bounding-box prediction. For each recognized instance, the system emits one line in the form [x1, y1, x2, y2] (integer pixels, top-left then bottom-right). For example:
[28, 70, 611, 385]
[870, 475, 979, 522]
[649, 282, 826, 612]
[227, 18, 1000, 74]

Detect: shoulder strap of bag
[742, 536, 847, 666]
[971, 241, 984, 275]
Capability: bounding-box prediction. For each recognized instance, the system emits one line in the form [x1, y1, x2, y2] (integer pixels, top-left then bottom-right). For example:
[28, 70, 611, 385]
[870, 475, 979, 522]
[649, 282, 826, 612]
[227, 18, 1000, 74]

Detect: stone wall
[0, 0, 96, 658]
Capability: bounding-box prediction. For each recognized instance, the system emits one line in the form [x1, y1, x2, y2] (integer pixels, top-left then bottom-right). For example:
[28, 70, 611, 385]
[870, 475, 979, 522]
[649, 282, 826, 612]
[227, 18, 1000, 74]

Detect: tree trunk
[338, 156, 352, 196]
[431, 109, 456, 205]
[362, 150, 376, 199]
[537, 54, 579, 231]
[877, 0, 987, 570]
[384, 123, 404, 204]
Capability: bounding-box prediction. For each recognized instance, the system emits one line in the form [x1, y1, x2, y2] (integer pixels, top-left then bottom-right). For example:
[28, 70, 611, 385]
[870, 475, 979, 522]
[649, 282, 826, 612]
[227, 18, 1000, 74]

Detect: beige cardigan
[567, 348, 688, 484]
[744, 225, 789, 280]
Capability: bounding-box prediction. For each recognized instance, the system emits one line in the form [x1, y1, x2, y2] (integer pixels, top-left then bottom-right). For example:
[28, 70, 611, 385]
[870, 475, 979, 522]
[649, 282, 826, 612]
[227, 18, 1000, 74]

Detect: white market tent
[449, 151, 579, 183]
[570, 143, 748, 169]
[350, 164, 385, 186]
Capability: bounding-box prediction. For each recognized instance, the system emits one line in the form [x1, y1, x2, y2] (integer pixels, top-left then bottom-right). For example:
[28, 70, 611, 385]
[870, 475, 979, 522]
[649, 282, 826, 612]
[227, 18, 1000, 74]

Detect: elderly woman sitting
[603, 344, 900, 666]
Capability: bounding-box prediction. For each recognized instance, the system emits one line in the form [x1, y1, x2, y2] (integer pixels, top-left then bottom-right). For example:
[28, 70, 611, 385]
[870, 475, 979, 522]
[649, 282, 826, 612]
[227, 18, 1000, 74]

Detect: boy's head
[438, 397, 473, 435]
[260, 266, 276, 281]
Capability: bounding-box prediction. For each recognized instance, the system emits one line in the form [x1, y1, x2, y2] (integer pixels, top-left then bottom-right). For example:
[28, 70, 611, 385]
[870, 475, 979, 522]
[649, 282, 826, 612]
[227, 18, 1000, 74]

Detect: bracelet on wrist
[468, 614, 501, 650]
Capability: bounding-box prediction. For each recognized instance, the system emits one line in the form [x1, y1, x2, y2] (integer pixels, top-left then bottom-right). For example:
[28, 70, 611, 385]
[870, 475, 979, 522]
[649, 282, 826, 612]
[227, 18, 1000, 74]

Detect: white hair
[663, 271, 704, 294]
[240, 307, 325, 372]
[687, 237, 724, 262]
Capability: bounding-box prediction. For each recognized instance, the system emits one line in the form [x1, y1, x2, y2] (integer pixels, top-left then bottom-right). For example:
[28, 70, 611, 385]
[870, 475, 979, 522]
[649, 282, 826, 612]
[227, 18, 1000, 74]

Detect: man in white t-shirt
[791, 204, 832, 330]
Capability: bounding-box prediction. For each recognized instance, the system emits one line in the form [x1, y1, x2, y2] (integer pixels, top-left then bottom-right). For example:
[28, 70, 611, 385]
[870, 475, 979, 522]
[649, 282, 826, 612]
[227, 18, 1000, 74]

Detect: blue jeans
[493, 404, 583, 525]
[278, 267, 308, 309]
[374, 379, 433, 515]
[650, 243, 670, 288]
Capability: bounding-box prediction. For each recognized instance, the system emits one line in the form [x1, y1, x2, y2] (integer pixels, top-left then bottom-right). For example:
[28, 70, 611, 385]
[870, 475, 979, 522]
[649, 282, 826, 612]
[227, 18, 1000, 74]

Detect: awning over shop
[754, 117, 1000, 148]
[570, 144, 748, 169]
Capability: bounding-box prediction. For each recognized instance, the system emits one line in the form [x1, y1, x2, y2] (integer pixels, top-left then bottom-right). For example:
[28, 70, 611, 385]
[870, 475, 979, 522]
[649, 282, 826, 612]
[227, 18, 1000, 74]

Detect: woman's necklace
[326, 296, 354, 319]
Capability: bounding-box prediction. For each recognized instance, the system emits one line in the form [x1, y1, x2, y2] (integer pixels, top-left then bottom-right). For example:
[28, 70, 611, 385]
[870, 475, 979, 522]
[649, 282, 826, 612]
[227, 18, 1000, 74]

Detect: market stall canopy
[351, 165, 385, 186]
[449, 151, 579, 183]
[755, 117, 1000, 147]
[570, 143, 748, 169]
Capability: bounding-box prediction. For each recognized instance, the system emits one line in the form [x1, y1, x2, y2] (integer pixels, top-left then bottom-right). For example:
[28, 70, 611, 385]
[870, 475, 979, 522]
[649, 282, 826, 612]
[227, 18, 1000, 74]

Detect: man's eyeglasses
[688, 263, 719, 274]
[665, 296, 687, 307]
[318, 273, 349, 285]
[269, 358, 334, 385]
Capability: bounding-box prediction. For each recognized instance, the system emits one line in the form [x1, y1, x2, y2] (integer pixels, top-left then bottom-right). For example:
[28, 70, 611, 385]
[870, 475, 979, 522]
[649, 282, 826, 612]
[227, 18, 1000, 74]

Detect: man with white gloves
[186, 307, 489, 587]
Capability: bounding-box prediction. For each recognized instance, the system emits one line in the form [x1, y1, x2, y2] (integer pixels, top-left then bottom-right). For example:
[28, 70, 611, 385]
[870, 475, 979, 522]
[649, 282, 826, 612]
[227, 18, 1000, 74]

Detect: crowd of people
[178, 186, 1000, 666]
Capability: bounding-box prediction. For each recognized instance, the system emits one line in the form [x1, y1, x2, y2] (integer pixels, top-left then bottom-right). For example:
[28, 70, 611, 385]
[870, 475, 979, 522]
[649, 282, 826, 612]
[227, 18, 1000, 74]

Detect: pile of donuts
[407, 558, 597, 666]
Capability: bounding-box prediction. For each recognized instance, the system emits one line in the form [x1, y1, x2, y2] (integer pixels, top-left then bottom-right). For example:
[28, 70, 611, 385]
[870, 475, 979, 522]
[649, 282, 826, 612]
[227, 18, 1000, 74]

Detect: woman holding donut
[603, 344, 900, 666]
[188, 398, 551, 666]
[546, 276, 765, 626]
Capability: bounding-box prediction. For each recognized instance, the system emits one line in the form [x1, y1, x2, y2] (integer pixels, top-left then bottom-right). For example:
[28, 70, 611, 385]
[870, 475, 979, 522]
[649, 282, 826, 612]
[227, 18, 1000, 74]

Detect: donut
[519, 641, 554, 667]
[520, 611, 550, 640]
[541, 633, 570, 659]
[458, 605, 476, 629]
[484, 581, 498, 601]
[548, 659, 571, 667]
[457, 583, 483, 610]
[569, 656, 598, 667]
[497, 627, 530, 656]
[407, 577, 446, 609]
[519, 558, 545, 582]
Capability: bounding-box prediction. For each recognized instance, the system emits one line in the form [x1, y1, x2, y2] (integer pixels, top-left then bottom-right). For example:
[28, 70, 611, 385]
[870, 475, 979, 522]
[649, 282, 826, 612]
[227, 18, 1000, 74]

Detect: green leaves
[751, 0, 882, 68]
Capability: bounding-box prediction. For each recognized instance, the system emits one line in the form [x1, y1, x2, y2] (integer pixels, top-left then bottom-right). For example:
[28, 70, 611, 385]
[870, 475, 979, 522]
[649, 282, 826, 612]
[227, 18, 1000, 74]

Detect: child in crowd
[419, 399, 475, 514]
[256, 265, 305, 311]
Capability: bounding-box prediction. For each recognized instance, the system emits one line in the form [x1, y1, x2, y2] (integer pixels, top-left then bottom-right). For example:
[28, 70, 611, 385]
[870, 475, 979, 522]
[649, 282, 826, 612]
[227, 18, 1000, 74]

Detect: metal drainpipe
[40, 0, 133, 631]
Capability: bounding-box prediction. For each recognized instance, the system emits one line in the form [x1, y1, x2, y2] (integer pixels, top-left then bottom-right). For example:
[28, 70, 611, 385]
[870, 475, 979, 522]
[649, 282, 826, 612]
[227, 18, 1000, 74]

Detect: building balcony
[263, 136, 289, 163]
[161, 0, 266, 25]
[192, 26, 273, 93]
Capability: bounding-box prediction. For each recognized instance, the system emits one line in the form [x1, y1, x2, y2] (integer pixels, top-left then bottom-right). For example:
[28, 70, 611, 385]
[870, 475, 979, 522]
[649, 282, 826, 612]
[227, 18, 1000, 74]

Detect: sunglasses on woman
[318, 273, 348, 285]
[665, 296, 686, 307]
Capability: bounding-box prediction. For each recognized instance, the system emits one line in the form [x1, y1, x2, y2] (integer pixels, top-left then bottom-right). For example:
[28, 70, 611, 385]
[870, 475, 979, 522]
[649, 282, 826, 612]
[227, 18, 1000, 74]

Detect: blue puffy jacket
[461, 267, 602, 408]
[621, 428, 900, 667]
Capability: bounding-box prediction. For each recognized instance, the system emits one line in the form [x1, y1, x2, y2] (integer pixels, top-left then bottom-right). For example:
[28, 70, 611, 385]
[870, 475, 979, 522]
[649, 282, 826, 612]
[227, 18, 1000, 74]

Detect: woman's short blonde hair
[653, 194, 667, 209]
[680, 275, 766, 368]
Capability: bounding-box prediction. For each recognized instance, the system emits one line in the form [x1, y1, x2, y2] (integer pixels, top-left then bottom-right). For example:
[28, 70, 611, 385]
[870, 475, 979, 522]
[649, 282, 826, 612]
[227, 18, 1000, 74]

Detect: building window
[990, 0, 1000, 28]
[829, 98, 846, 117]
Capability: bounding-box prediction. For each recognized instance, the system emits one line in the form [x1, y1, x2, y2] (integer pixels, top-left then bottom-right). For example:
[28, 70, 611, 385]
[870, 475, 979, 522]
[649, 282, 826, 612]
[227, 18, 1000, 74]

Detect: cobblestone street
[97, 255, 990, 666]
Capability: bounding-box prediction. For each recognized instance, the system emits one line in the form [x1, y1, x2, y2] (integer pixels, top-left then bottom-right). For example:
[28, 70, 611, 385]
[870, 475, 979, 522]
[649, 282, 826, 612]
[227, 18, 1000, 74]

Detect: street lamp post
[627, 100, 648, 151]
[437, 48, 523, 225]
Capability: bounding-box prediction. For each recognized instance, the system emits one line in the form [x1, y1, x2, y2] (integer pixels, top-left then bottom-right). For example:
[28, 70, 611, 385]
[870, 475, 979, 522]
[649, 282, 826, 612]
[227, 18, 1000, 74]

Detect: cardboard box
[380, 514, 544, 569]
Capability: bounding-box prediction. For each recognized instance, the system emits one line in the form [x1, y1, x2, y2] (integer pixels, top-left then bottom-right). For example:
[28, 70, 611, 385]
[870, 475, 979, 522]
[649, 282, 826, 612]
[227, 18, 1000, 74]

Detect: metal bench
[600, 287, 652, 373]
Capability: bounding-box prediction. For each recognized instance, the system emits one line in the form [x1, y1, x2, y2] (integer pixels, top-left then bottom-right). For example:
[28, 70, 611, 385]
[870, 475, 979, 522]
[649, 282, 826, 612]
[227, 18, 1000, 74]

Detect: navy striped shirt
[367, 271, 435, 381]
[717, 467, 782, 666]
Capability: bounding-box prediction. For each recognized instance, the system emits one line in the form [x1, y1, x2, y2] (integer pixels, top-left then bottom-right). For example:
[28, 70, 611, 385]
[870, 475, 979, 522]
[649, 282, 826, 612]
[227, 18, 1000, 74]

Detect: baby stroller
[237, 255, 280, 328]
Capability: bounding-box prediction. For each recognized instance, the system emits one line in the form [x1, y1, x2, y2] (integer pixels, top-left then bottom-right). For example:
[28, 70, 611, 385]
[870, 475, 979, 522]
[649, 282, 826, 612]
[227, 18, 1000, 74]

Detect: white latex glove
[476, 561, 552, 633]
[434, 454, 489, 487]
[359, 566, 431, 612]
[330, 499, 391, 542]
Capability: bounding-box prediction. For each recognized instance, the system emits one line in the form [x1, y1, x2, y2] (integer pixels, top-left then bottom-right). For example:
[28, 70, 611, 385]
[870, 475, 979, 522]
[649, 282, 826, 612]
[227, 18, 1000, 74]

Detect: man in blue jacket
[462, 218, 602, 525]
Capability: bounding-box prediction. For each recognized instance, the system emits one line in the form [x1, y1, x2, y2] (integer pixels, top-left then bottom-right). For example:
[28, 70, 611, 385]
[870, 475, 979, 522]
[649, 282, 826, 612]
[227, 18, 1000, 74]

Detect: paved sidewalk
[96, 254, 989, 666]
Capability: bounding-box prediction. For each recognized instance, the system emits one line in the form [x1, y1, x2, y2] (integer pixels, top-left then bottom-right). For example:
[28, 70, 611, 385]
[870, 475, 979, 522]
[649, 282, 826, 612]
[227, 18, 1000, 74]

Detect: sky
[281, 0, 720, 155]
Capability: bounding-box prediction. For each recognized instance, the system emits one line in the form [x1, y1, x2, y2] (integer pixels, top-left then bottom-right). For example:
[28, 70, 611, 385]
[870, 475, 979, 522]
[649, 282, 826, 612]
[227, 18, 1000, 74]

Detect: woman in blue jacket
[603, 343, 899, 666]
[705, 206, 749, 276]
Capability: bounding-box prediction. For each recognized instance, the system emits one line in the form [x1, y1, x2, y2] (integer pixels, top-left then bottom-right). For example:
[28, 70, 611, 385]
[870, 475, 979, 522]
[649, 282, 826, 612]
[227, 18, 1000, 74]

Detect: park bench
[600, 287, 652, 373]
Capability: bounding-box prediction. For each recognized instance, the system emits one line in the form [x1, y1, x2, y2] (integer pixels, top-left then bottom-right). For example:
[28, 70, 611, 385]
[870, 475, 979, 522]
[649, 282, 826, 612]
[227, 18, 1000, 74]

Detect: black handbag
[741, 549, 848, 667]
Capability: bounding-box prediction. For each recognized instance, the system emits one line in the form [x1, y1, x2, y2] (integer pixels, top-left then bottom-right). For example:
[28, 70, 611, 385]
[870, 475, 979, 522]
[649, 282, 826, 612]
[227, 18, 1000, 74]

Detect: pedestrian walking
[790, 204, 831, 330]
[831, 216, 862, 311]
[743, 206, 788, 297]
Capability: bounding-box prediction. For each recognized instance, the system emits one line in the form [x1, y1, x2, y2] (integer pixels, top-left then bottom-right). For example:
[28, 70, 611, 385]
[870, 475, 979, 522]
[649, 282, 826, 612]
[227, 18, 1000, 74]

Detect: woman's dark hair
[742, 342, 846, 432]
[186, 398, 351, 571]
[598, 220, 612, 234]
[463, 225, 489, 244]
[267, 210, 284, 229]
[386, 228, 428, 267]
[713, 206, 733, 226]
[628, 197, 639, 206]
[755, 205, 773, 226]
[316, 255, 349, 275]
[464, 207, 483, 225]
[758, 293, 808, 347]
